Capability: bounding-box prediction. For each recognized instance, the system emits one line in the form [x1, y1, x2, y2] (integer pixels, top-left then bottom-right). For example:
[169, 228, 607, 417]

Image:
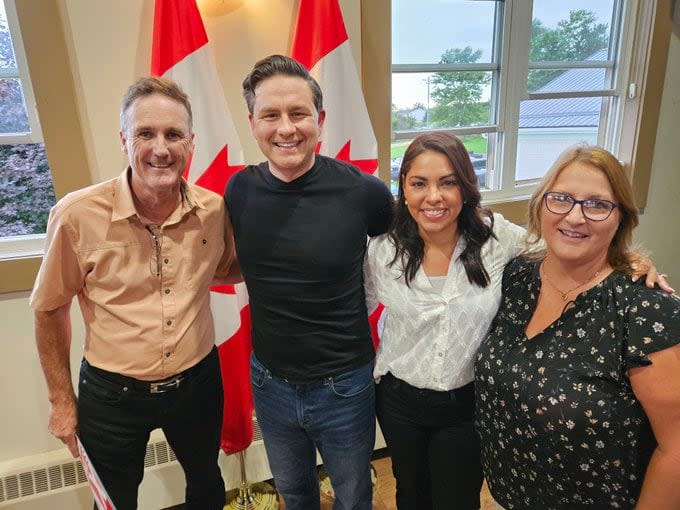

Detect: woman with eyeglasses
[475, 145, 680, 509]
[363, 135, 669, 510]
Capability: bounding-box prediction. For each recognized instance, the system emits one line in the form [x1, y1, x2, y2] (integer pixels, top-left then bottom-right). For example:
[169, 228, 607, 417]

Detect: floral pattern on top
[474, 257, 680, 509]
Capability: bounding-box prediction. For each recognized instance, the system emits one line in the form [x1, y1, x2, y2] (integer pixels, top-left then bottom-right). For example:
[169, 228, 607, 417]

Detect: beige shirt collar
[111, 168, 207, 225]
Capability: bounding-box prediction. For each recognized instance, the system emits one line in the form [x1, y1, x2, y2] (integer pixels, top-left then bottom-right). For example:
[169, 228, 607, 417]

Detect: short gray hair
[120, 76, 193, 132]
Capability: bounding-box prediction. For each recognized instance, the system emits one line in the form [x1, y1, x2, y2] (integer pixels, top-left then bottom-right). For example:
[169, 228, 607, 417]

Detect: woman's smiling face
[402, 150, 464, 240]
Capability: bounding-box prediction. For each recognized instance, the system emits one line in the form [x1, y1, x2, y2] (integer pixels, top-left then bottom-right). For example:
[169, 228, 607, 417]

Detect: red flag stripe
[217, 304, 254, 453]
[194, 145, 245, 196]
[290, 0, 348, 70]
[151, 0, 209, 76]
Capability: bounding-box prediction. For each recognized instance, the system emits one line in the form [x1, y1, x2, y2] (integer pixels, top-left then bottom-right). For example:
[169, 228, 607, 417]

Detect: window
[0, 0, 55, 256]
[390, 0, 654, 201]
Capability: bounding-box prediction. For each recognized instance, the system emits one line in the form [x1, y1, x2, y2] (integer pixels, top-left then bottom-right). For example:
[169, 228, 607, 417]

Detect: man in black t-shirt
[225, 55, 392, 510]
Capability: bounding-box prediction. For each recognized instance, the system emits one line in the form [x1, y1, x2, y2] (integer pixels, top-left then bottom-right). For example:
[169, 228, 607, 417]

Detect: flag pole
[224, 449, 279, 510]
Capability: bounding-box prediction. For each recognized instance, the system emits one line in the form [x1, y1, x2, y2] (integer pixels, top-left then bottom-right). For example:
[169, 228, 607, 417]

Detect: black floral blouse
[475, 257, 680, 509]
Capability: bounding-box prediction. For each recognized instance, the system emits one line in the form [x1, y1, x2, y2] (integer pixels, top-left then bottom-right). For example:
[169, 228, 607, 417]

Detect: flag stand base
[223, 450, 280, 510]
[224, 481, 279, 510]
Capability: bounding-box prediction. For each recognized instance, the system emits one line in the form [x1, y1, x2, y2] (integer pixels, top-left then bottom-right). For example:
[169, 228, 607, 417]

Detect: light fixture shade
[197, 0, 246, 17]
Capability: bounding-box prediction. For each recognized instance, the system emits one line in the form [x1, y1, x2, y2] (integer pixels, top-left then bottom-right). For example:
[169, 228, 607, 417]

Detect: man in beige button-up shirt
[30, 77, 233, 510]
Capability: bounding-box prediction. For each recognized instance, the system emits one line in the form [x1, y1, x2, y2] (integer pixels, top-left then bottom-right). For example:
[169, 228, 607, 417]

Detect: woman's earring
[404, 200, 408, 205]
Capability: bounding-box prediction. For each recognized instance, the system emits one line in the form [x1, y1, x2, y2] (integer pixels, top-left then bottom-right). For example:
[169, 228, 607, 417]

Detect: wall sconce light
[197, 0, 247, 17]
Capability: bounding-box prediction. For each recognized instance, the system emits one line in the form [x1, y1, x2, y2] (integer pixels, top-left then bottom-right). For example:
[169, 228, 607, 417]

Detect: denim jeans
[250, 353, 375, 510]
[77, 347, 226, 510]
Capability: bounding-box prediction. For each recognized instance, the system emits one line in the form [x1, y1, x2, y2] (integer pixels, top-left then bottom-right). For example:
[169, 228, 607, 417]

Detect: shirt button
[166, 320, 172, 326]
[438, 352, 443, 357]
[164, 258, 169, 264]
[202, 239, 207, 244]
[165, 352, 171, 357]
[164, 288, 170, 294]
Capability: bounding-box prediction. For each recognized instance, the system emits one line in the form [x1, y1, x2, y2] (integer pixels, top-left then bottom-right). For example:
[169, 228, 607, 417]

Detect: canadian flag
[290, 0, 379, 176]
[151, 0, 253, 454]
[291, 0, 384, 347]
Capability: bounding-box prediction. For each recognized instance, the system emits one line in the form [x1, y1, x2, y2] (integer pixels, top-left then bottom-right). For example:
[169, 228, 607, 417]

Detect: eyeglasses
[146, 225, 162, 277]
[543, 192, 618, 221]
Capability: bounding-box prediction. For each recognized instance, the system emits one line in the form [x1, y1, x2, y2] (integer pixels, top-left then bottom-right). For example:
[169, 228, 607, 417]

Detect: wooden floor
[167, 454, 498, 509]
[290, 455, 497, 510]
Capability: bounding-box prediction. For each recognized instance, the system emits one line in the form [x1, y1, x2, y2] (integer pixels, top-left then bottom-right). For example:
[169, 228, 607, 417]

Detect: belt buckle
[149, 375, 183, 393]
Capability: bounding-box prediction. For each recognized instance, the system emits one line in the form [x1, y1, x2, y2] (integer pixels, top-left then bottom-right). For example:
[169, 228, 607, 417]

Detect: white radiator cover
[0, 423, 272, 510]
[0, 420, 385, 509]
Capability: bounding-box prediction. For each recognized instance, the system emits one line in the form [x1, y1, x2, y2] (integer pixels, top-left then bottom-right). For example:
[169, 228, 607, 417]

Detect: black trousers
[376, 372, 483, 510]
[77, 347, 226, 510]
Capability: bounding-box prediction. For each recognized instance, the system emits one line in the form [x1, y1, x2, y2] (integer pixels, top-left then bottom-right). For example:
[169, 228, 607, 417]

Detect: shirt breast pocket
[182, 230, 224, 289]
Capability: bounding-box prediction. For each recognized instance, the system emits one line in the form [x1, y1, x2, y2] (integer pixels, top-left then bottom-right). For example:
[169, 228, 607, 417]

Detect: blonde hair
[526, 144, 640, 273]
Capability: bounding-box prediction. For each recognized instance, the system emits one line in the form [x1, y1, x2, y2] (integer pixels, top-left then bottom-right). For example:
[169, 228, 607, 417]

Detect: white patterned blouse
[364, 213, 527, 391]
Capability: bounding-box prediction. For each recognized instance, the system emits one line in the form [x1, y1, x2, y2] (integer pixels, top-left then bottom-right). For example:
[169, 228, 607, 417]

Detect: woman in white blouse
[363, 133, 667, 510]
[364, 132, 526, 510]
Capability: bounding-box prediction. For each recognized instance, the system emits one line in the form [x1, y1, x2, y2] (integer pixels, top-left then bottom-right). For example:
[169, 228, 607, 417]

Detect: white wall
[634, 33, 680, 275]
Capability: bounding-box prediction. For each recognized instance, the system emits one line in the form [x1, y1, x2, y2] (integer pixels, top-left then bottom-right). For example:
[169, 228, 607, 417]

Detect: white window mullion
[2, 0, 43, 143]
[611, 0, 655, 165]
[495, 0, 532, 200]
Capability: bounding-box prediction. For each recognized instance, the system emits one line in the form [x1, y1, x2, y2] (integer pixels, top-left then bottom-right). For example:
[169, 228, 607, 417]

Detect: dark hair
[120, 76, 192, 133]
[389, 132, 495, 287]
[242, 54, 323, 113]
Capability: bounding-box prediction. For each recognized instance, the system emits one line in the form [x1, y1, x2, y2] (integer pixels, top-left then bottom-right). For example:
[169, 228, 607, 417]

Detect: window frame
[0, 0, 92, 293]
[1, 0, 42, 144]
[379, 0, 668, 209]
[0, 0, 50, 260]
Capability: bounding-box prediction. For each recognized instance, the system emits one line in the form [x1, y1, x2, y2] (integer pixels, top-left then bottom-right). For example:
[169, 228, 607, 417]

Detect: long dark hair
[388, 132, 495, 287]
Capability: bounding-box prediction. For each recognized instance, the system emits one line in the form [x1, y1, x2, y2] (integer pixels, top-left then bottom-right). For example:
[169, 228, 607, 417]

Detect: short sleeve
[624, 286, 680, 369]
[213, 199, 235, 280]
[363, 174, 394, 237]
[30, 204, 85, 311]
[363, 238, 381, 314]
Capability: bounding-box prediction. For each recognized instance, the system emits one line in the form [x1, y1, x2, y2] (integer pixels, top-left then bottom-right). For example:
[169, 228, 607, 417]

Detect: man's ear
[317, 109, 326, 134]
[119, 130, 128, 154]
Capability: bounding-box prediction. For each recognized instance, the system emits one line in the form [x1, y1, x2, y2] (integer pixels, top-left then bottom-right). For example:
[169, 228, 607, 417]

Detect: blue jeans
[77, 347, 226, 510]
[250, 353, 375, 510]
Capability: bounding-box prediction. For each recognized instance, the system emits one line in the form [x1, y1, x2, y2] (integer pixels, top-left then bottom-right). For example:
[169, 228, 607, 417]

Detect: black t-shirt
[225, 156, 393, 380]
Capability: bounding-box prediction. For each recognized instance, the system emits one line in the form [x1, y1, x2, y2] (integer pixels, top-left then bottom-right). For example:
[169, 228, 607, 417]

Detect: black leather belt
[82, 346, 216, 394]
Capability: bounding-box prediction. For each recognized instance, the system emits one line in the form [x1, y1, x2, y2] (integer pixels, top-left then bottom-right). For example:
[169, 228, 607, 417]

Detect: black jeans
[77, 347, 226, 510]
[376, 372, 483, 510]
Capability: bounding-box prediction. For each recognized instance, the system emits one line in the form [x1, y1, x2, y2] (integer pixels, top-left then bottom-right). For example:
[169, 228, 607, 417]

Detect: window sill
[484, 197, 530, 226]
[0, 256, 41, 293]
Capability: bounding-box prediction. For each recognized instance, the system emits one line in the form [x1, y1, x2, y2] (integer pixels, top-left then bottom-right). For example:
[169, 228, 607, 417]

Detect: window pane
[0, 78, 30, 133]
[0, 1, 18, 70]
[390, 134, 489, 194]
[515, 97, 605, 181]
[392, 0, 498, 65]
[393, 71, 493, 131]
[528, 62, 609, 94]
[0, 143, 56, 236]
[530, 1, 615, 64]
